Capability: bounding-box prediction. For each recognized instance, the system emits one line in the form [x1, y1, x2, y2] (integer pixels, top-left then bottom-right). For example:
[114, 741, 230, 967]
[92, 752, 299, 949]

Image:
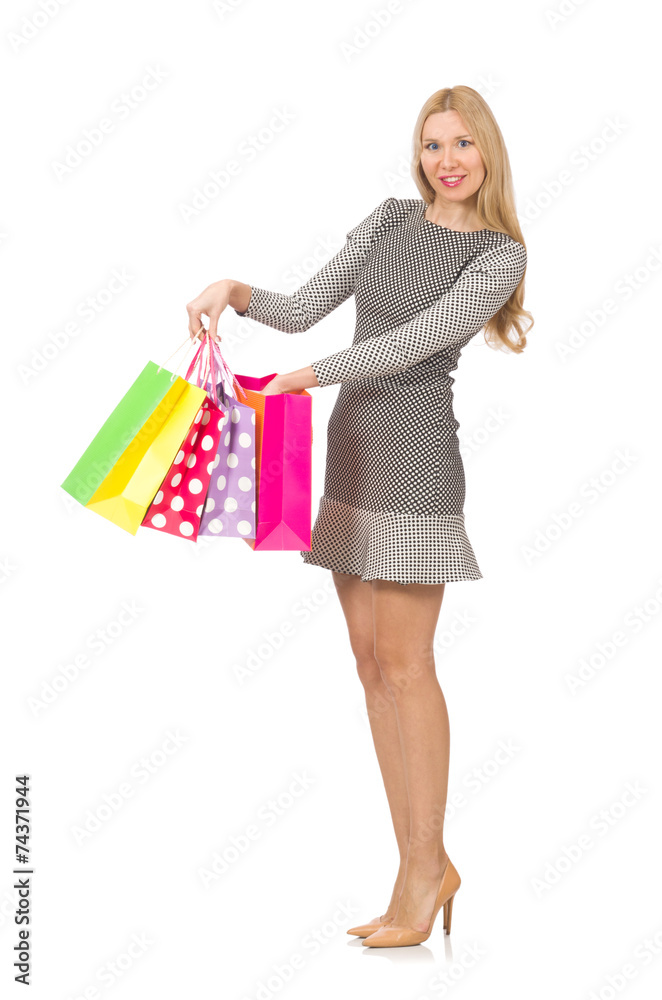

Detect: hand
[256, 367, 320, 395]
[186, 279, 232, 343]
[259, 375, 291, 395]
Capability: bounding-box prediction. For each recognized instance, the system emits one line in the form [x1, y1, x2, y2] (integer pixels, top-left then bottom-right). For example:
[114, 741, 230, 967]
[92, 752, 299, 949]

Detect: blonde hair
[411, 86, 533, 353]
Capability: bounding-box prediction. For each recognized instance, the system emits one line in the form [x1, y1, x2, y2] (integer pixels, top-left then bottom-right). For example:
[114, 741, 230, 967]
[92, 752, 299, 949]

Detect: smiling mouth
[439, 175, 466, 187]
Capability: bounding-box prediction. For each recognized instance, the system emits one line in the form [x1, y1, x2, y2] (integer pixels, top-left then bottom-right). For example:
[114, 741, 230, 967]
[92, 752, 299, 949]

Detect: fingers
[192, 318, 207, 343]
[186, 301, 206, 342]
[186, 299, 222, 343]
[207, 311, 222, 344]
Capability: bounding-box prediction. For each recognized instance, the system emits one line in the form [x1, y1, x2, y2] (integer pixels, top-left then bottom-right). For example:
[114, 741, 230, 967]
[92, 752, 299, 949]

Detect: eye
[424, 140, 472, 151]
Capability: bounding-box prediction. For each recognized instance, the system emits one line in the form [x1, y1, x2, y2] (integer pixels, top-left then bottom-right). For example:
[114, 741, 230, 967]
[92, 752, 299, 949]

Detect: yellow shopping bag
[85, 374, 206, 535]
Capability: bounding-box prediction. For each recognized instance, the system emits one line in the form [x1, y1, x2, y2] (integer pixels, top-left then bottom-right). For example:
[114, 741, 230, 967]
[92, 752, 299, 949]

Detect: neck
[425, 199, 483, 232]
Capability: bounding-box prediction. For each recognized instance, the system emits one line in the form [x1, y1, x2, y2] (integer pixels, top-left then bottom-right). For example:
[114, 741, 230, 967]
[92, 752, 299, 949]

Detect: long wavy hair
[411, 86, 533, 353]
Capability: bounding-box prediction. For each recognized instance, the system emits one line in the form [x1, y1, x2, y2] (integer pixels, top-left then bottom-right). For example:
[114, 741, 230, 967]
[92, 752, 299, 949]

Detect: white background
[1, 0, 661, 997]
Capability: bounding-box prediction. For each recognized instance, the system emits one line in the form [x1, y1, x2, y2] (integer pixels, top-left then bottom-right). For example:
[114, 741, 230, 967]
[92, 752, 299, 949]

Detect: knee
[374, 646, 435, 695]
[355, 655, 386, 689]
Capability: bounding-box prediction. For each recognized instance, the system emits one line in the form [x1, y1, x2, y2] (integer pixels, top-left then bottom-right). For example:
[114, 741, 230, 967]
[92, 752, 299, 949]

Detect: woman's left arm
[263, 365, 320, 394]
[306, 241, 527, 389]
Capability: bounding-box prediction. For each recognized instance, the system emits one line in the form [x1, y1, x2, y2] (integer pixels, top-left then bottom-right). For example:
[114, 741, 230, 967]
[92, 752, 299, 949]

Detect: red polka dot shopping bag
[141, 337, 224, 542]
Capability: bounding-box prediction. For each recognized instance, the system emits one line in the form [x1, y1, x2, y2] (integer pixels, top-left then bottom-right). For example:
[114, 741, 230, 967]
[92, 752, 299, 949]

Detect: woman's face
[420, 110, 486, 205]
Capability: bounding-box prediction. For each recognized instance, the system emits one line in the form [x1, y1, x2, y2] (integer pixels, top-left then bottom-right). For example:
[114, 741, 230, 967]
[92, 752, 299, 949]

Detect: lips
[440, 175, 466, 187]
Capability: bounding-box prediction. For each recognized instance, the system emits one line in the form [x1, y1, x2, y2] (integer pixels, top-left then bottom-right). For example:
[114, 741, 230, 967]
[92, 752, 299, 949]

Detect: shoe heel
[443, 892, 456, 935]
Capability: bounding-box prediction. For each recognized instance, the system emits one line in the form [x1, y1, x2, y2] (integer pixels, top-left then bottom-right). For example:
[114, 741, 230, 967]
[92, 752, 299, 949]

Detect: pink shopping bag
[231, 372, 313, 551]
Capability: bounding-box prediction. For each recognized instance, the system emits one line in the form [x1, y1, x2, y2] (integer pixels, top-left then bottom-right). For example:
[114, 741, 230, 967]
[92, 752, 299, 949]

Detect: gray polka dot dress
[234, 197, 527, 586]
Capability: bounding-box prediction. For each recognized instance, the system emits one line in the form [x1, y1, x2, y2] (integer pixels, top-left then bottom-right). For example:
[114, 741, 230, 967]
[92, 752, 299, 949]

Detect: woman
[186, 86, 533, 948]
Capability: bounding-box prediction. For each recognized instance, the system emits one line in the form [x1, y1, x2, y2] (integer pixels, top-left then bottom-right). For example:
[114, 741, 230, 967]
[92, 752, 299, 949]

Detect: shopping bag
[141, 339, 224, 541]
[232, 372, 313, 551]
[61, 345, 206, 535]
[198, 346, 257, 539]
[85, 378, 205, 535]
[61, 360, 181, 505]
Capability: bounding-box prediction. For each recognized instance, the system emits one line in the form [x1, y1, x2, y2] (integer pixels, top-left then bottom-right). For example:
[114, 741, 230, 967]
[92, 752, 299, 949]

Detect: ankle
[405, 845, 449, 877]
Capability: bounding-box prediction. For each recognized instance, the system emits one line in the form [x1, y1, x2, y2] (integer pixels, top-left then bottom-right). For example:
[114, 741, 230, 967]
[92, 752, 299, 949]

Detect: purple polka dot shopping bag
[197, 346, 257, 540]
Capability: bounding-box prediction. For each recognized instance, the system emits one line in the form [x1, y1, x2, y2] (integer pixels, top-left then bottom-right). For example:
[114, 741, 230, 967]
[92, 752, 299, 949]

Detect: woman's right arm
[186, 197, 396, 342]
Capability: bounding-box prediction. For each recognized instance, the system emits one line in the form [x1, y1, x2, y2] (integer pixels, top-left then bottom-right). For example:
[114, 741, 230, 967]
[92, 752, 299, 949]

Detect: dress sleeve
[309, 240, 527, 388]
[233, 197, 397, 333]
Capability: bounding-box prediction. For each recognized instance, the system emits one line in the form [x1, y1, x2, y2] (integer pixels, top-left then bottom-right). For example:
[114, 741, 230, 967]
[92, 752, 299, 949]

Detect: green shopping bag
[61, 360, 181, 506]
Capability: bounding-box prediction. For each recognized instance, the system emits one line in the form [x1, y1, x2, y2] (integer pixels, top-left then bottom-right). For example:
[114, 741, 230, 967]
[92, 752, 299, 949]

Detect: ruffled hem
[300, 495, 482, 586]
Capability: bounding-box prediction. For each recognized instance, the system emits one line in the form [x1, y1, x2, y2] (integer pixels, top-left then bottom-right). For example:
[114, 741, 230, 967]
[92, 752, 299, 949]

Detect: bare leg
[371, 578, 450, 933]
[332, 570, 410, 920]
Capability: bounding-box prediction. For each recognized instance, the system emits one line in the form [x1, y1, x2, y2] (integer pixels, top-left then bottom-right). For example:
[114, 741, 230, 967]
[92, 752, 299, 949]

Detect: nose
[434, 153, 459, 172]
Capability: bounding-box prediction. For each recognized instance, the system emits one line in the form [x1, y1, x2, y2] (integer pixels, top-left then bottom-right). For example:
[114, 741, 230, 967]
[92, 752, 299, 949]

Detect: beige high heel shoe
[347, 914, 394, 937]
[361, 859, 460, 947]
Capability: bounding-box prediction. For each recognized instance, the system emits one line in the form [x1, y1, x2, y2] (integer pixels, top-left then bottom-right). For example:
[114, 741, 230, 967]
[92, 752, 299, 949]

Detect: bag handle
[185, 334, 221, 407]
[204, 336, 220, 407]
[157, 331, 244, 406]
[157, 335, 200, 382]
[211, 339, 248, 403]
